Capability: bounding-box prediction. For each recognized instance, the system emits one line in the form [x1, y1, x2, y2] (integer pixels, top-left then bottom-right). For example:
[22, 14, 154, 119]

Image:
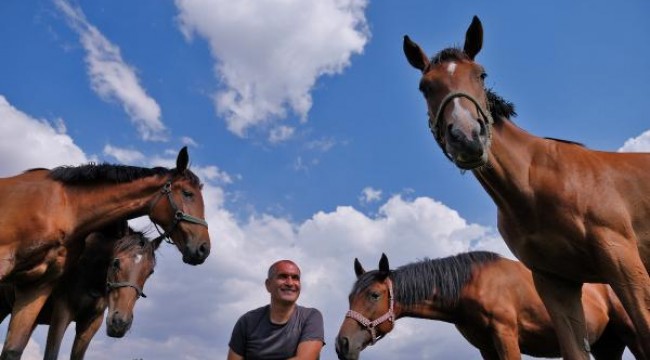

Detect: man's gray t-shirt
[228, 305, 324, 360]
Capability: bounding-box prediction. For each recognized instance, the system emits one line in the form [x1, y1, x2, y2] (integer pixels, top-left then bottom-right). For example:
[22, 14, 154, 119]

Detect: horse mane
[352, 251, 501, 308]
[48, 163, 201, 186]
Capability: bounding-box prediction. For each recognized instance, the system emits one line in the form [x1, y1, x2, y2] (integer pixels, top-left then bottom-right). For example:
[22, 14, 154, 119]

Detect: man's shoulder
[294, 305, 324, 321]
[238, 305, 269, 323]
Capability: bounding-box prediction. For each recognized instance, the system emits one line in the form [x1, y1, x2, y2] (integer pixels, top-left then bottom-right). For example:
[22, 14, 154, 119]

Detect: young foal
[0, 224, 158, 359]
[336, 253, 642, 360]
[403, 17, 650, 359]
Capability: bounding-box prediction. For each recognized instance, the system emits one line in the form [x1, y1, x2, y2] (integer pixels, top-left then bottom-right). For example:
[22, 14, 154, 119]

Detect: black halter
[150, 181, 208, 245]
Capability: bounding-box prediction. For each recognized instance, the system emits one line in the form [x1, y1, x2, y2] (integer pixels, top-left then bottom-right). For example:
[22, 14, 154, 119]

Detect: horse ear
[176, 146, 189, 173]
[354, 258, 366, 278]
[378, 253, 390, 273]
[463, 16, 483, 60]
[403, 35, 430, 72]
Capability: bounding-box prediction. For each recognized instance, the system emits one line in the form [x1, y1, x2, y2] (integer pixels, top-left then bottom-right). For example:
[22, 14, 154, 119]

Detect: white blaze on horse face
[447, 62, 457, 76]
[451, 98, 476, 138]
[134, 254, 143, 264]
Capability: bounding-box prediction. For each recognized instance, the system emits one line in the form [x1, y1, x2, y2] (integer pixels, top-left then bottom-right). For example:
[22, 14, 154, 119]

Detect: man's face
[266, 261, 301, 305]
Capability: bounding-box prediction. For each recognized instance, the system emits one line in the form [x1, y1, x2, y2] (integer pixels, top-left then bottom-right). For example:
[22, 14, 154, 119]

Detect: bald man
[227, 260, 325, 360]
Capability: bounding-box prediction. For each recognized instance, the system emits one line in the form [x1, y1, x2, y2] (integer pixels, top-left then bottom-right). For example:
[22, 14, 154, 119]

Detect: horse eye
[480, 72, 487, 80]
[370, 292, 380, 301]
[182, 189, 194, 198]
[112, 258, 120, 269]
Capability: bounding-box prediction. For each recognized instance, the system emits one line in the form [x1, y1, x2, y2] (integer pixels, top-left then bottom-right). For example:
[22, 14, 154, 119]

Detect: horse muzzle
[181, 239, 210, 265]
[335, 335, 366, 360]
[106, 312, 133, 338]
[445, 122, 489, 169]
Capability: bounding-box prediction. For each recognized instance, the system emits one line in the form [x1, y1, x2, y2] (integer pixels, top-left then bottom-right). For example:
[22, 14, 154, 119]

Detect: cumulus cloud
[359, 186, 382, 204]
[55, 0, 167, 141]
[103, 144, 146, 164]
[175, 0, 370, 138]
[0, 95, 87, 176]
[619, 130, 650, 152]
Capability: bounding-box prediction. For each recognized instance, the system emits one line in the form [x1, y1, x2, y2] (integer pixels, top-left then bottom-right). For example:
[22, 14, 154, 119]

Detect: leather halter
[150, 181, 208, 244]
[345, 278, 395, 345]
[428, 92, 493, 162]
[107, 280, 147, 298]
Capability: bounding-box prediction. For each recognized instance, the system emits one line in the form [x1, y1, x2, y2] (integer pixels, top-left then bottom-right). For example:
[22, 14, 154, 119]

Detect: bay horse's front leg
[70, 312, 105, 360]
[592, 231, 650, 360]
[43, 299, 73, 360]
[531, 271, 589, 360]
[489, 323, 521, 360]
[0, 283, 53, 360]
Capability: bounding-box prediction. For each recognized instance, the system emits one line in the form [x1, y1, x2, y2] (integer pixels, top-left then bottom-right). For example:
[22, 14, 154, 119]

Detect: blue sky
[1, 1, 648, 359]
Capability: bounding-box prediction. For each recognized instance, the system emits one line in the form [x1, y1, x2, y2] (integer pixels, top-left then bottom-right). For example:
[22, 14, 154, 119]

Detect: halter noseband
[428, 92, 493, 162]
[345, 278, 395, 345]
[150, 181, 209, 244]
[107, 280, 147, 298]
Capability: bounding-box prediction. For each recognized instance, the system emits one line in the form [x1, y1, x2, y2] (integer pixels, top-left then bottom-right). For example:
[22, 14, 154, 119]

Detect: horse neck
[66, 175, 168, 237]
[392, 279, 459, 324]
[473, 118, 545, 210]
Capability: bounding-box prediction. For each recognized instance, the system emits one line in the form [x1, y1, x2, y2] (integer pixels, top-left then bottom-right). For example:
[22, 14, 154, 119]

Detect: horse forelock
[114, 231, 157, 266]
[383, 251, 501, 308]
[431, 47, 468, 65]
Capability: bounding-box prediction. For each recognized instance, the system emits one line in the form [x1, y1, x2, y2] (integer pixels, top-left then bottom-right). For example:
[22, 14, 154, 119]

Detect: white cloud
[619, 130, 650, 152]
[0, 95, 87, 176]
[103, 144, 146, 164]
[359, 186, 382, 204]
[180, 136, 199, 147]
[175, 0, 370, 138]
[268, 125, 295, 143]
[55, 0, 167, 141]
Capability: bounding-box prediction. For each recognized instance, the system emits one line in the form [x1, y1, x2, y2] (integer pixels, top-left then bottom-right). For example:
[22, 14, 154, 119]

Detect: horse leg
[0, 284, 52, 360]
[592, 232, 650, 359]
[590, 323, 625, 360]
[479, 348, 501, 360]
[70, 313, 104, 360]
[490, 324, 521, 360]
[531, 271, 589, 360]
[43, 301, 72, 360]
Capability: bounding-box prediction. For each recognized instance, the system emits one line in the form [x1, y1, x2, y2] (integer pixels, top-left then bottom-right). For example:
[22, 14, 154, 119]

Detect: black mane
[48, 163, 201, 186]
[352, 251, 501, 308]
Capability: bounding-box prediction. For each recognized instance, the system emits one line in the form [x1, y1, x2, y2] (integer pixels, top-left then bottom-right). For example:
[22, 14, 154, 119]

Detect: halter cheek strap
[106, 281, 147, 298]
[345, 278, 395, 345]
[150, 181, 209, 245]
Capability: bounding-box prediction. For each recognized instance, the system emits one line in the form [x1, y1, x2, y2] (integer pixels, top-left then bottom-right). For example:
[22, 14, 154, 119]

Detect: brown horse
[0, 147, 209, 359]
[403, 16, 650, 359]
[336, 252, 642, 360]
[0, 223, 159, 359]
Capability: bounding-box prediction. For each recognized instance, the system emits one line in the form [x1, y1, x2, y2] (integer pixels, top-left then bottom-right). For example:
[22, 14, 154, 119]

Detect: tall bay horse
[0, 147, 209, 359]
[336, 252, 642, 360]
[403, 16, 650, 359]
[0, 223, 159, 359]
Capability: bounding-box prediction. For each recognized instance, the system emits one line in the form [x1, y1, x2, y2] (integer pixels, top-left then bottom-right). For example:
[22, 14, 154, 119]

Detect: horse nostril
[198, 242, 209, 257]
[336, 336, 350, 354]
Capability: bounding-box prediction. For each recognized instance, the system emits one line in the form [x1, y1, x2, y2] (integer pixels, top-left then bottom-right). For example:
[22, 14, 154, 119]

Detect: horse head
[148, 147, 210, 265]
[336, 254, 395, 360]
[404, 16, 493, 170]
[105, 231, 159, 338]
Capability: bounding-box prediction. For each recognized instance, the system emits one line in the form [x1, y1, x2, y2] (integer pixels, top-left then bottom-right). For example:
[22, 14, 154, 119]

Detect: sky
[1, 0, 649, 359]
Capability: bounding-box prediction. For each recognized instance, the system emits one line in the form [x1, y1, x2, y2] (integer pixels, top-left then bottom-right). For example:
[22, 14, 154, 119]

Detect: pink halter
[345, 278, 395, 345]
